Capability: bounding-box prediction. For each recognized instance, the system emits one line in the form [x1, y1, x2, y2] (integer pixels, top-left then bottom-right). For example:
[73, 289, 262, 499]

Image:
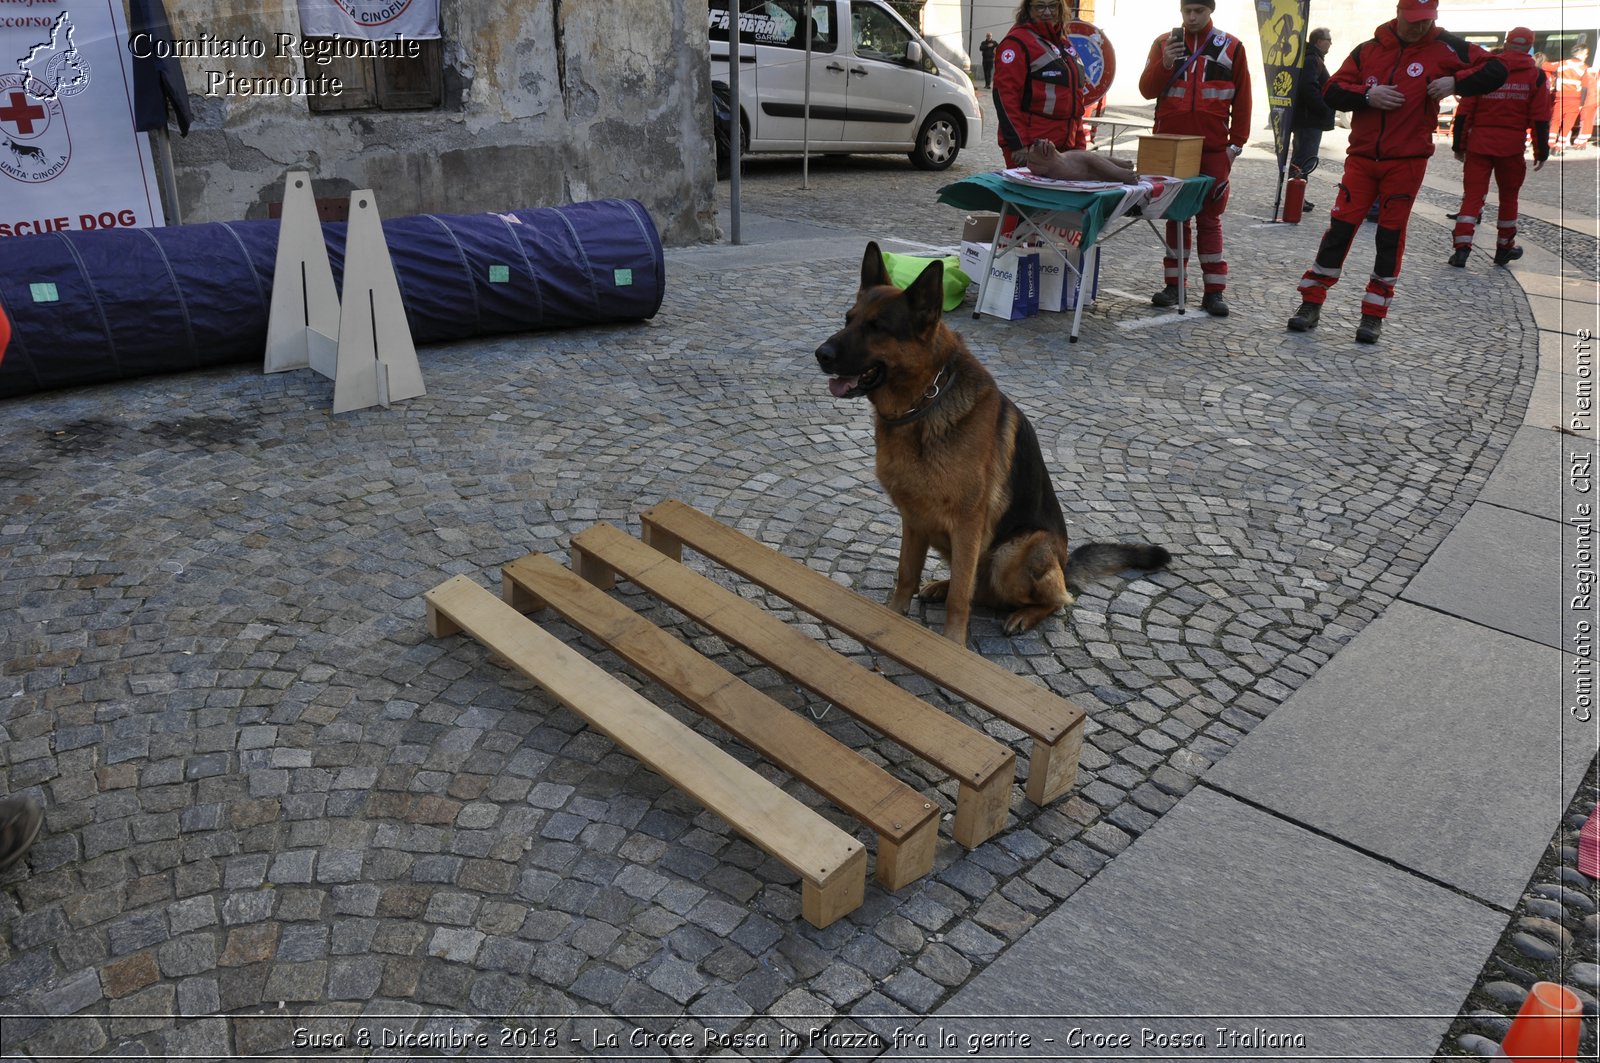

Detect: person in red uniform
[992, 0, 1090, 168]
[1137, 0, 1252, 318]
[1285, 0, 1505, 344]
[1571, 44, 1595, 149]
[1550, 43, 1588, 152]
[1448, 27, 1551, 268]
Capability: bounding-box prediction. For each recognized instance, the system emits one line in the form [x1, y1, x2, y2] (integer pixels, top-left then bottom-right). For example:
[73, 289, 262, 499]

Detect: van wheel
[910, 111, 960, 170]
[713, 82, 748, 180]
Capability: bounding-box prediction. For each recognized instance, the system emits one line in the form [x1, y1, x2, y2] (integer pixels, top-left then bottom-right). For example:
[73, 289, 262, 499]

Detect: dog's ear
[860, 242, 889, 290]
[901, 258, 945, 332]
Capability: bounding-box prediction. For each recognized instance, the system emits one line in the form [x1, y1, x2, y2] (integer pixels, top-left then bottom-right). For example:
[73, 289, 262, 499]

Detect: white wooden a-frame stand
[264, 171, 425, 414]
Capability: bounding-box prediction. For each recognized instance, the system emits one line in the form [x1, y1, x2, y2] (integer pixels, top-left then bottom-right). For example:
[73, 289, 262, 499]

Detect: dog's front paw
[887, 589, 914, 614]
[918, 579, 950, 603]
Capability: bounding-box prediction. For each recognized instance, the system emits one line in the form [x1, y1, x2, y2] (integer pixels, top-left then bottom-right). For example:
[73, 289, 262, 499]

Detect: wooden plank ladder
[568, 523, 1017, 848]
[424, 575, 867, 928]
[499, 552, 940, 889]
[638, 499, 1086, 807]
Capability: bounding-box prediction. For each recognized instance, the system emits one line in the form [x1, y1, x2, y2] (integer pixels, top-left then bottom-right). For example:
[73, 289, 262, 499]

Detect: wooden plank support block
[568, 524, 1016, 849]
[640, 499, 1086, 807]
[501, 553, 940, 889]
[423, 575, 866, 927]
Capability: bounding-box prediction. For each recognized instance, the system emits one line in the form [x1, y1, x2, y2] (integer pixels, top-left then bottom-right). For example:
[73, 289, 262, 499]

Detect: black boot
[1286, 301, 1321, 331]
[1150, 285, 1179, 307]
[1494, 245, 1523, 266]
[1355, 315, 1383, 344]
[1200, 291, 1229, 317]
[1448, 247, 1470, 268]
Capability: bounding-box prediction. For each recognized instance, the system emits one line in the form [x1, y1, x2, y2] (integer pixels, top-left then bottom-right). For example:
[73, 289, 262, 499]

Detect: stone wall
[164, 0, 717, 245]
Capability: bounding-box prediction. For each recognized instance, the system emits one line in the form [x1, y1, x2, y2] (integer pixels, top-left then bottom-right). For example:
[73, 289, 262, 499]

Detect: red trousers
[1576, 95, 1597, 148]
[1453, 152, 1526, 252]
[1163, 148, 1232, 294]
[1552, 92, 1581, 147]
[1295, 155, 1427, 319]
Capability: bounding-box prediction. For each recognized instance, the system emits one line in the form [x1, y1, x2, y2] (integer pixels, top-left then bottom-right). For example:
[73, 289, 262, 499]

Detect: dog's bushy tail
[1066, 542, 1172, 593]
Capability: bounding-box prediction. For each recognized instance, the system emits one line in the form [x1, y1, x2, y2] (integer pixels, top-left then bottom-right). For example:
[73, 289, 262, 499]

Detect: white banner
[0, 0, 162, 238]
[296, 0, 442, 40]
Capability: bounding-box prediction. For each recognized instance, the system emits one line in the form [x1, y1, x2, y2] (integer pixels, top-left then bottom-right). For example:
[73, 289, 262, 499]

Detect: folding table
[937, 172, 1215, 342]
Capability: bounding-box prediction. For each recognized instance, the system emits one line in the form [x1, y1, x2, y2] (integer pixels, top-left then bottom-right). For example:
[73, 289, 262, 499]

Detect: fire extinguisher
[1282, 177, 1307, 223]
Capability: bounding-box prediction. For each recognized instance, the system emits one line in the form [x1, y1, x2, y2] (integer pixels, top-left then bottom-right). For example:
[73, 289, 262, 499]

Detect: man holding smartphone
[1138, 0, 1253, 318]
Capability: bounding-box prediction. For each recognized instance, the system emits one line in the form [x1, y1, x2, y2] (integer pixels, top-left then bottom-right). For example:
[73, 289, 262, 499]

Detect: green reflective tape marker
[613, 269, 633, 287]
[488, 265, 510, 283]
[31, 282, 59, 303]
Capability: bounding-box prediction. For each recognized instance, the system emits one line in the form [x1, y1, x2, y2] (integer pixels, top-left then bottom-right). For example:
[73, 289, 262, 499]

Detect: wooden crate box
[1137, 134, 1204, 178]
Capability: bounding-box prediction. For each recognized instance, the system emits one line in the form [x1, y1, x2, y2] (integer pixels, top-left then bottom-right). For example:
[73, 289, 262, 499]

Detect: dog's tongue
[827, 375, 859, 398]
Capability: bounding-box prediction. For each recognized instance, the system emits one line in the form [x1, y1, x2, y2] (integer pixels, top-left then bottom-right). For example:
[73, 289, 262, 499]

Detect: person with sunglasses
[992, 0, 1090, 169]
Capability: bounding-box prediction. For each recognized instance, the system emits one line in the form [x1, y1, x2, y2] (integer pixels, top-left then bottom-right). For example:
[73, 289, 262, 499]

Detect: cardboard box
[962, 212, 1000, 244]
[960, 212, 1002, 290]
[1136, 134, 1204, 177]
[958, 240, 990, 281]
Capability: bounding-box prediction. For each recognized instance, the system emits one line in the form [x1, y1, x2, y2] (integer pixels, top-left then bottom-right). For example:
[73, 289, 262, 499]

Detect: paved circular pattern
[0, 129, 1556, 1057]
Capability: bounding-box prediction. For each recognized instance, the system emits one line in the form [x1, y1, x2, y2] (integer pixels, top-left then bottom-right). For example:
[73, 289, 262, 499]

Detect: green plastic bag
[880, 252, 972, 312]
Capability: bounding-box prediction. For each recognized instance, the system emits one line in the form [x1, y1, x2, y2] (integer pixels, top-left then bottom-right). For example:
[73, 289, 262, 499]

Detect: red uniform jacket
[1453, 49, 1551, 160]
[1138, 20, 1252, 152]
[1324, 21, 1506, 160]
[992, 21, 1088, 155]
[1553, 57, 1587, 100]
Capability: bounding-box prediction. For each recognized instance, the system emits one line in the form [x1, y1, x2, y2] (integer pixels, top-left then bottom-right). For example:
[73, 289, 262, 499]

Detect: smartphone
[1170, 27, 1188, 57]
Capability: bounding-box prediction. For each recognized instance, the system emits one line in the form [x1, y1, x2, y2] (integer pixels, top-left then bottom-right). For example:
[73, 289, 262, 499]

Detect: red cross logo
[0, 90, 47, 135]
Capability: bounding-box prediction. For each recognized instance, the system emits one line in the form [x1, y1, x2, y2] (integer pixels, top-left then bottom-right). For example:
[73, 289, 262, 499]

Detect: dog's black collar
[879, 359, 958, 428]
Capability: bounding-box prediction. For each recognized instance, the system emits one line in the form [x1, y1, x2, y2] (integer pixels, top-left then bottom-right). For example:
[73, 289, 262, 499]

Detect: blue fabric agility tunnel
[0, 198, 665, 400]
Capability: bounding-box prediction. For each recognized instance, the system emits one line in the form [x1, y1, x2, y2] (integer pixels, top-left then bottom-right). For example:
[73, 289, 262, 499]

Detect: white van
[709, 0, 983, 172]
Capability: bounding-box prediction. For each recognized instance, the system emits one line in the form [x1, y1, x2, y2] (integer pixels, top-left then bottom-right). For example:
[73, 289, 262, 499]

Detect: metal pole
[729, 1, 742, 244]
[966, 0, 974, 73]
[153, 128, 182, 226]
[802, 0, 813, 189]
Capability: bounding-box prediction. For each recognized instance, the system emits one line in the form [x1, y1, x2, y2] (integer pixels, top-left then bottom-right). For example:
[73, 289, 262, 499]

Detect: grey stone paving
[1401, 503, 1572, 652]
[1438, 772, 1600, 1060]
[0, 128, 1566, 1059]
[888, 786, 1507, 1063]
[1479, 426, 1566, 517]
[1207, 600, 1583, 910]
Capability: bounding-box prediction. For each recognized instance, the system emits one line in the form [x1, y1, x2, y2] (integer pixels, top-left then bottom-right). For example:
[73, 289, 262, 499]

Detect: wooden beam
[502, 553, 940, 889]
[569, 524, 1015, 849]
[423, 575, 866, 926]
[640, 499, 1086, 806]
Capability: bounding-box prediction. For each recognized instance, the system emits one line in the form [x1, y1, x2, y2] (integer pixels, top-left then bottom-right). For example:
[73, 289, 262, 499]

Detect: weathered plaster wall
[165, 0, 717, 245]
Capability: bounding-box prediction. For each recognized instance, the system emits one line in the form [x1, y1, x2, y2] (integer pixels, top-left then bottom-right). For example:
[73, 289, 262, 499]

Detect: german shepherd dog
[814, 242, 1171, 645]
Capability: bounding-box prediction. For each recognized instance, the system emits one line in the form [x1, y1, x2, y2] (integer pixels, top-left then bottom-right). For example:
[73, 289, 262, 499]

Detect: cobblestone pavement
[0, 124, 1585, 1061]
